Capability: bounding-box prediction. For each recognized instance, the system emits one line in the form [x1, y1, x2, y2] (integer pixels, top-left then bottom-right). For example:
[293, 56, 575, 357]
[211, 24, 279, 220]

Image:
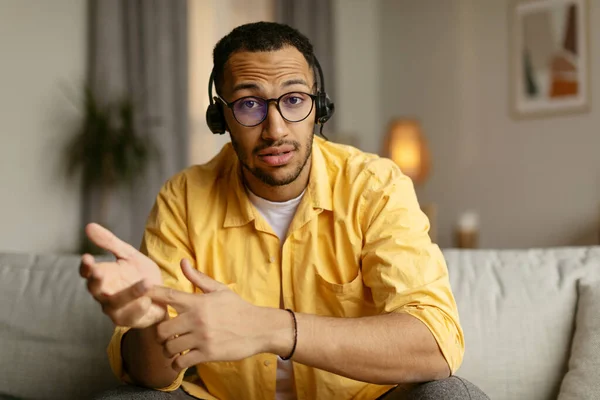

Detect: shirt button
[264, 360, 271, 367]
[269, 256, 275, 263]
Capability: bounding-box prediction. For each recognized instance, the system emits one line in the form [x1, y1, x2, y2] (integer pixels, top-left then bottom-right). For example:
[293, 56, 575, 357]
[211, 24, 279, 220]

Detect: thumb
[181, 259, 225, 293]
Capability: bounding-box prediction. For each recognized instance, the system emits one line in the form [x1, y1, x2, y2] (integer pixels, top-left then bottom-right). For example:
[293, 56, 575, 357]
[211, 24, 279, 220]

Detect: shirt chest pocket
[312, 267, 376, 318]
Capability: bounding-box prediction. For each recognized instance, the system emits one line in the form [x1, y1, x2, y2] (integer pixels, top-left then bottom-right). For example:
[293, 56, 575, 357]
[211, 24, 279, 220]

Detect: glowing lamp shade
[383, 119, 430, 185]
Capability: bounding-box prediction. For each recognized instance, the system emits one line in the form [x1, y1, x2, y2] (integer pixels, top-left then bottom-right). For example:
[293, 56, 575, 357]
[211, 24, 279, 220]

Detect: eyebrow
[282, 78, 310, 88]
[231, 79, 310, 94]
[232, 82, 261, 93]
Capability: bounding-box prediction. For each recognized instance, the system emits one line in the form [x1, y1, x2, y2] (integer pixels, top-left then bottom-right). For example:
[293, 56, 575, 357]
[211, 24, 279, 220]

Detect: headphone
[205, 55, 335, 135]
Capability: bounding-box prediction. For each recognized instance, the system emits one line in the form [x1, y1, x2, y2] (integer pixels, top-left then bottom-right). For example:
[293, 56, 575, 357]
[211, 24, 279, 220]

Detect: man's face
[220, 47, 315, 187]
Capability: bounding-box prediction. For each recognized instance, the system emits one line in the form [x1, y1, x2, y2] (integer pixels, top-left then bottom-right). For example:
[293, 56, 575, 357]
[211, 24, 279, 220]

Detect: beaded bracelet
[280, 309, 297, 360]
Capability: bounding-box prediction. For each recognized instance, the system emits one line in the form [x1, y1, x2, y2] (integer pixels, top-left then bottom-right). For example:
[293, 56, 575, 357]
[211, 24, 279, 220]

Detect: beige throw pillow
[558, 280, 600, 400]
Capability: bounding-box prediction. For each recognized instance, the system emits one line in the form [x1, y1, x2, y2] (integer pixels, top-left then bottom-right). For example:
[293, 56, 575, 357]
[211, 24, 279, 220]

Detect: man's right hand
[80, 223, 166, 329]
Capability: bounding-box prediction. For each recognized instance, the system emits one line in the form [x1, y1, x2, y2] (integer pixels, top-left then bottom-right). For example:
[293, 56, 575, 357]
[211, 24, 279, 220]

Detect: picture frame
[510, 0, 590, 118]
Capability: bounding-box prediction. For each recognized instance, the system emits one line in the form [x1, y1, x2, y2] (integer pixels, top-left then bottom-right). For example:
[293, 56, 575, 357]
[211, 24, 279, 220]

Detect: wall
[189, 0, 382, 159]
[0, 0, 86, 253]
[332, 0, 382, 154]
[380, 0, 600, 248]
[4, 1, 595, 251]
[188, 0, 275, 165]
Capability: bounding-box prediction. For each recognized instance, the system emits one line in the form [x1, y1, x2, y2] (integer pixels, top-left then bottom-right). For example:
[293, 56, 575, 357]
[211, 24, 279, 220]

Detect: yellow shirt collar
[223, 136, 333, 228]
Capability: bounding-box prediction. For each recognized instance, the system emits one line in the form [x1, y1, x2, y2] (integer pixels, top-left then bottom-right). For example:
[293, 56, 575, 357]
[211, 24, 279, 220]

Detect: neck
[242, 159, 311, 202]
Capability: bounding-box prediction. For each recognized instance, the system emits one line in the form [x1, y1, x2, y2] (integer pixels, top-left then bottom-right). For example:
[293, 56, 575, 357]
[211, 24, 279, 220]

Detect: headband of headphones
[206, 53, 335, 135]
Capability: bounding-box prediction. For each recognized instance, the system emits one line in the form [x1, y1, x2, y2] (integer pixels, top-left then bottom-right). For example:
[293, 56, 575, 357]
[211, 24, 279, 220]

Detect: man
[82, 22, 488, 400]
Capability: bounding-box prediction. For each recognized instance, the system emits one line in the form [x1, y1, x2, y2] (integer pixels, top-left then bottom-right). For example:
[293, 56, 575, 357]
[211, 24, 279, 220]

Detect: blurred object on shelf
[455, 211, 480, 249]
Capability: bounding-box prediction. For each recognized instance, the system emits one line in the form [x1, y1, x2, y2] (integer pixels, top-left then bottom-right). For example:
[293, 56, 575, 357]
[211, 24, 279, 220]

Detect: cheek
[229, 127, 261, 154]
[223, 110, 235, 131]
[298, 117, 316, 144]
[225, 110, 261, 144]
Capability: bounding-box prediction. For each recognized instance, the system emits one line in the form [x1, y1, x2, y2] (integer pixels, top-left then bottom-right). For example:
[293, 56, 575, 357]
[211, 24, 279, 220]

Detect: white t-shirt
[247, 189, 305, 400]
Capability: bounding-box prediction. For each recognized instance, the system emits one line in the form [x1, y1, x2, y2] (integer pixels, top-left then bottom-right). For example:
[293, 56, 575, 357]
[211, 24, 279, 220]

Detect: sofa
[0, 247, 599, 400]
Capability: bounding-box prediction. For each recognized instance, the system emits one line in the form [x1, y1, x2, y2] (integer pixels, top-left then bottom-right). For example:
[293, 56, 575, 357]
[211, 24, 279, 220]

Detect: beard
[230, 132, 313, 187]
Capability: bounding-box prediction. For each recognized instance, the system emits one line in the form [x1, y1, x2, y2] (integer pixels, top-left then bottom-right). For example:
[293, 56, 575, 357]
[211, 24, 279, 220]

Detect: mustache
[253, 140, 300, 155]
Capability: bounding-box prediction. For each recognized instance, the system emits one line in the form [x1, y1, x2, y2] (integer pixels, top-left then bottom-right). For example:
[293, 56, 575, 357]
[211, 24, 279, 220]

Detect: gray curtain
[85, 0, 188, 247]
[276, 0, 336, 132]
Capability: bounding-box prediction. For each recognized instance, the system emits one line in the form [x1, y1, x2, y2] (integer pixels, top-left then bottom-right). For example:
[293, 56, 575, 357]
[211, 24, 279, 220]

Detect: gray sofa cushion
[558, 280, 600, 400]
[445, 247, 600, 400]
[1, 247, 599, 400]
[0, 253, 118, 400]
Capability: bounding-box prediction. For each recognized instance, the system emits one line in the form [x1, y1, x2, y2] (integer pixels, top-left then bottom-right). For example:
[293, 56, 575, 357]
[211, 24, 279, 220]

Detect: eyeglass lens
[231, 92, 314, 126]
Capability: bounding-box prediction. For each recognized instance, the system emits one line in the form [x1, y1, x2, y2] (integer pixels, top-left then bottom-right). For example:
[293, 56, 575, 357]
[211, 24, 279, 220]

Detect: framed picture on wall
[510, 0, 590, 118]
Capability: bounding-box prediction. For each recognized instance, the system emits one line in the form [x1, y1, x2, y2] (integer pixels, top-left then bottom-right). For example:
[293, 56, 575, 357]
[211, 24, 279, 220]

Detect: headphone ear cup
[315, 92, 335, 125]
[206, 101, 226, 134]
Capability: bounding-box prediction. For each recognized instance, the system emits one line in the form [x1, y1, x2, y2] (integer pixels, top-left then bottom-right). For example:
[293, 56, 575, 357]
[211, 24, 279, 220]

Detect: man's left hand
[147, 259, 286, 371]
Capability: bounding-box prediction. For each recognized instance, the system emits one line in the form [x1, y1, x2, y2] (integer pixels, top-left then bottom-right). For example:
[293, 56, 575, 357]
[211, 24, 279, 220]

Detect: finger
[100, 280, 149, 309]
[155, 313, 195, 344]
[85, 260, 129, 298]
[79, 253, 95, 278]
[81, 257, 108, 284]
[86, 268, 106, 298]
[85, 223, 138, 260]
[146, 285, 191, 312]
[163, 333, 197, 359]
[172, 349, 207, 372]
[181, 259, 225, 293]
[85, 260, 124, 297]
[105, 296, 152, 327]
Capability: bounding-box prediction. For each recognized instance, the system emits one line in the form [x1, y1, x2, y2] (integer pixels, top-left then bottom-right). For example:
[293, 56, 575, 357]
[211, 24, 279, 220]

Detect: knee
[92, 386, 132, 400]
[93, 386, 192, 400]
[92, 385, 163, 400]
[406, 376, 490, 400]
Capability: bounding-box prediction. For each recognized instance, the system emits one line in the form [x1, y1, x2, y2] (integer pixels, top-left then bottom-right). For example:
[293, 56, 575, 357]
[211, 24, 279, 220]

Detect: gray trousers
[94, 376, 489, 400]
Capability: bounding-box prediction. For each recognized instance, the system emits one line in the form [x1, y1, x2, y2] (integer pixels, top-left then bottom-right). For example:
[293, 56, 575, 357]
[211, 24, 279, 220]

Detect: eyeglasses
[218, 92, 316, 127]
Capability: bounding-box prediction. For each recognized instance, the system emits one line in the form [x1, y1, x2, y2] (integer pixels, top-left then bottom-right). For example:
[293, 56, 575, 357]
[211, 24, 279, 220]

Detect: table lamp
[383, 119, 430, 184]
[383, 119, 436, 241]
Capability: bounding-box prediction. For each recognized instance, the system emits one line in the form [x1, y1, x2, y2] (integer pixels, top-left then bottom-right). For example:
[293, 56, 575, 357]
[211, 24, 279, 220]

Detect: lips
[257, 145, 295, 156]
[257, 145, 295, 167]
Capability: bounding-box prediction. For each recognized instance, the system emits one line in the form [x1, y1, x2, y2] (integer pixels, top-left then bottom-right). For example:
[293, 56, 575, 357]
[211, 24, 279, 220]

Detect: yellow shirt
[107, 137, 464, 400]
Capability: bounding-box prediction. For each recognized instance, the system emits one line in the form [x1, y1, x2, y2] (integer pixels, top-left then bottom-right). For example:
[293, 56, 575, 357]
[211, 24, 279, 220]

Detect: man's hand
[80, 223, 166, 329]
[147, 260, 293, 372]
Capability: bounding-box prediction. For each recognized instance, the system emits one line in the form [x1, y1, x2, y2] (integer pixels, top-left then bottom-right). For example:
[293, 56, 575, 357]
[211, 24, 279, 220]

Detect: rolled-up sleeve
[106, 175, 195, 390]
[359, 161, 464, 373]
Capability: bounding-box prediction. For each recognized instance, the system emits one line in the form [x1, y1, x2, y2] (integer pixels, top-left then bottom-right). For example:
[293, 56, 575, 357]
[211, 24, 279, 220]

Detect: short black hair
[212, 22, 316, 94]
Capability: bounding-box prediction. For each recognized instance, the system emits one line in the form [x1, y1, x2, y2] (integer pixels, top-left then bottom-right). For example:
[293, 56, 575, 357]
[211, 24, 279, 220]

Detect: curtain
[275, 0, 336, 132]
[85, 0, 188, 247]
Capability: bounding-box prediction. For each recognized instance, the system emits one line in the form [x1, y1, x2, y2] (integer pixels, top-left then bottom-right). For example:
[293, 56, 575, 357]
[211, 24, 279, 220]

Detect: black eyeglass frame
[216, 92, 317, 127]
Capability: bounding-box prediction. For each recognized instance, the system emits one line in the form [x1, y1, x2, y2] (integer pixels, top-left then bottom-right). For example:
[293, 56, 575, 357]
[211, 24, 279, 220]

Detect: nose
[261, 101, 288, 141]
